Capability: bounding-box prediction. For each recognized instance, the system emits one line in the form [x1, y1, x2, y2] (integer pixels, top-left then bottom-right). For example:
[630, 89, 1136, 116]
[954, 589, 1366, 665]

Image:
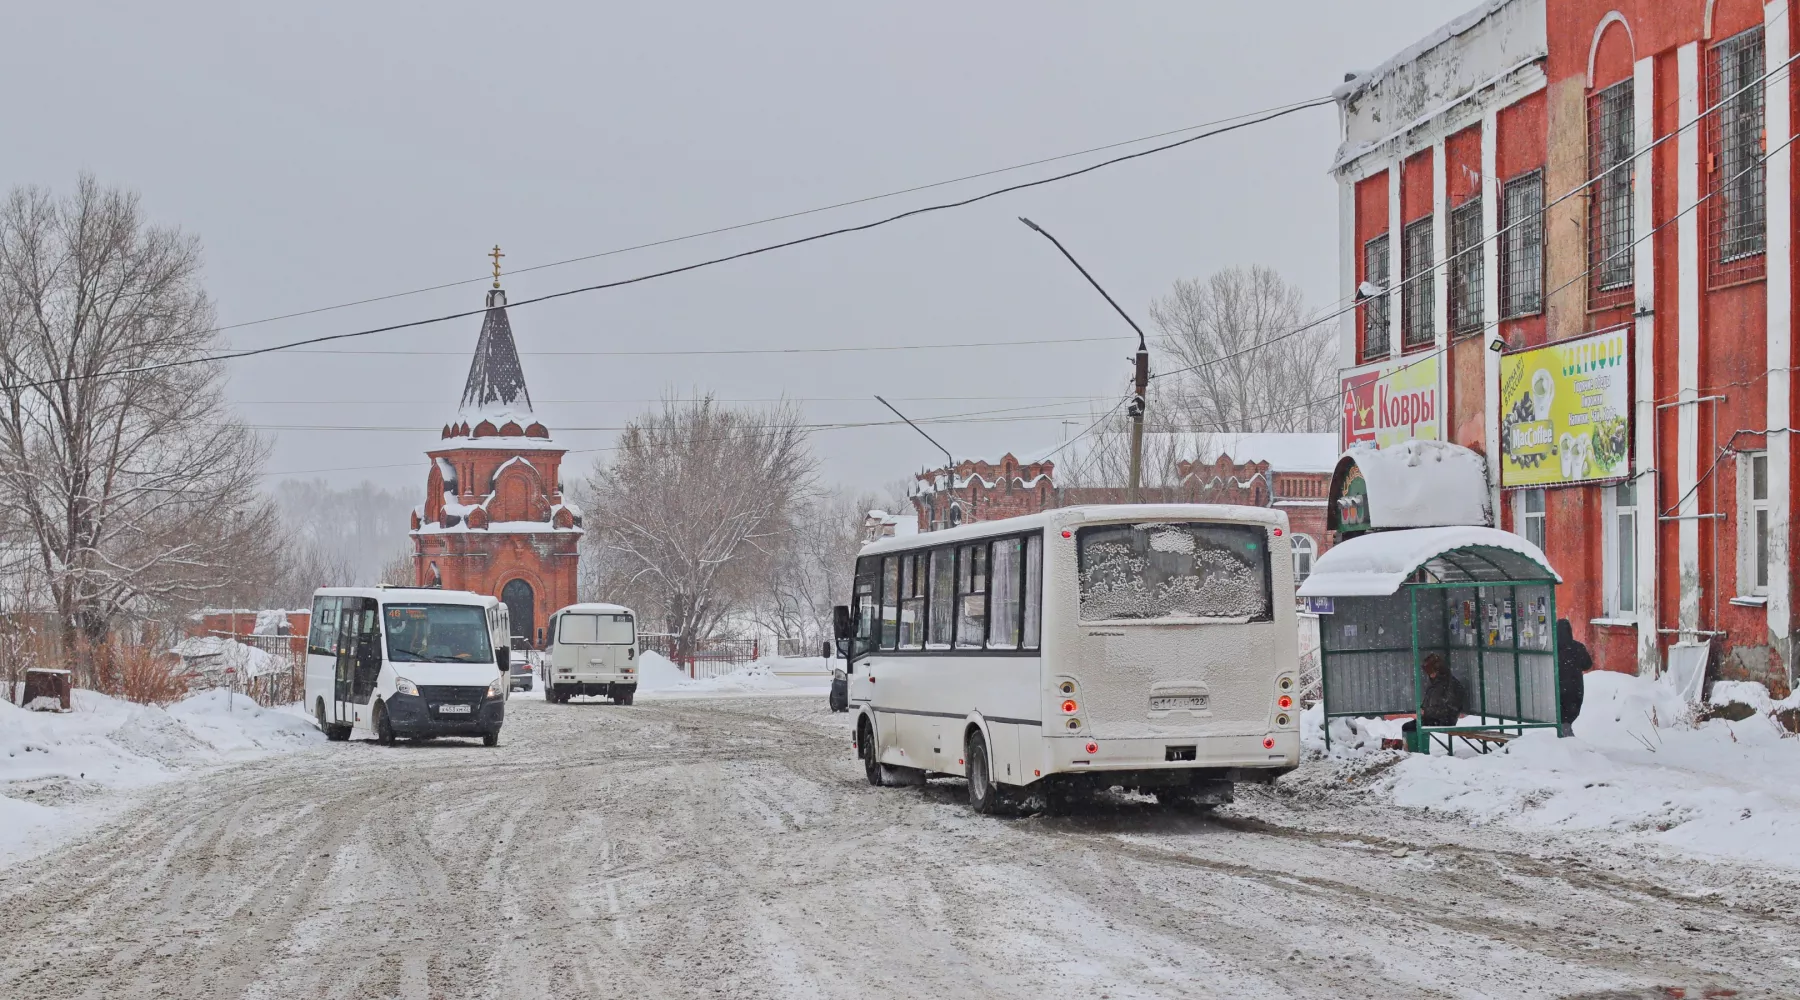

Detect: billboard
[1498, 328, 1630, 486]
[1340, 354, 1441, 451]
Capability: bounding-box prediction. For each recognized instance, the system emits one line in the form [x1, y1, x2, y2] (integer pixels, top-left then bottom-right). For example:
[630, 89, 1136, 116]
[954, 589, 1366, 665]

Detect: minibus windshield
[384, 604, 495, 663]
[559, 613, 635, 645]
[1077, 522, 1271, 622]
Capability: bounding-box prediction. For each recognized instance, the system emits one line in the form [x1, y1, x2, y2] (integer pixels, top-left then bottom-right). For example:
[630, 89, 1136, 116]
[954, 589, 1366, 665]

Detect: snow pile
[636, 652, 831, 698]
[168, 635, 284, 677]
[1302, 671, 1800, 868]
[0, 688, 320, 866]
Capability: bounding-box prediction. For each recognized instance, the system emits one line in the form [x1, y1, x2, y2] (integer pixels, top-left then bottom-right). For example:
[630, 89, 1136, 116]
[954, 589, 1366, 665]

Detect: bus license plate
[1150, 695, 1208, 711]
[437, 704, 472, 714]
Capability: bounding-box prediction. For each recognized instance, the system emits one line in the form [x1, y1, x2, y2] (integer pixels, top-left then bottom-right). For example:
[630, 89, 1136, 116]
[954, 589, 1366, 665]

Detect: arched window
[501, 579, 535, 648]
[1291, 534, 1317, 585]
[428, 561, 442, 588]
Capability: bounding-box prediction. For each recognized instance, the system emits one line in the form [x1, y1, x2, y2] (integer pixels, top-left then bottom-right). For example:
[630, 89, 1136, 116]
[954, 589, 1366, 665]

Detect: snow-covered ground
[1302, 670, 1800, 869]
[638, 652, 833, 698]
[0, 688, 322, 866]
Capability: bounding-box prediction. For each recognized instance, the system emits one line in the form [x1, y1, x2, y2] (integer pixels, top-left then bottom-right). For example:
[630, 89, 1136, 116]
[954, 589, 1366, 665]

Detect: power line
[207, 99, 1334, 340]
[273, 334, 1125, 358]
[0, 94, 1334, 396]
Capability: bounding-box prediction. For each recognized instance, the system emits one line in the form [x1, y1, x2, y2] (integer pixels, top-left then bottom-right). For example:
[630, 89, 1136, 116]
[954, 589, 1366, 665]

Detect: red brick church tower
[411, 250, 581, 648]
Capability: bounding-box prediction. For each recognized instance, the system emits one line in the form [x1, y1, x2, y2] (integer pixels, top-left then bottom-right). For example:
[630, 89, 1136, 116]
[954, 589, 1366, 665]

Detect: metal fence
[638, 633, 760, 679]
[195, 632, 305, 707]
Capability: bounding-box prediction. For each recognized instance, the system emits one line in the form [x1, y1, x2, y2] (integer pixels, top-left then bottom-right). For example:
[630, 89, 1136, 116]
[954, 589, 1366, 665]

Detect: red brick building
[908, 433, 1338, 586]
[1334, 0, 1794, 691]
[410, 283, 582, 648]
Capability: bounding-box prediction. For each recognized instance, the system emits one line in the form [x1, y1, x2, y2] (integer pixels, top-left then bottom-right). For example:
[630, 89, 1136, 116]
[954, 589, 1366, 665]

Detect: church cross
[490, 245, 505, 288]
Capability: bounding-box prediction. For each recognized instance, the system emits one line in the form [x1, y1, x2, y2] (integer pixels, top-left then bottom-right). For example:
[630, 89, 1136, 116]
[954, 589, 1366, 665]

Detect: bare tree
[585, 395, 814, 659]
[746, 489, 867, 654]
[0, 176, 282, 677]
[1150, 266, 1336, 433]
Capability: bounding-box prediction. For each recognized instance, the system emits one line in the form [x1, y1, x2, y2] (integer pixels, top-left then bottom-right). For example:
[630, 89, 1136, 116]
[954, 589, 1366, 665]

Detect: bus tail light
[1084, 742, 1098, 755]
[1060, 699, 1078, 714]
[1278, 695, 1293, 710]
[1061, 530, 1073, 538]
[1261, 736, 1276, 750]
[1273, 528, 1283, 537]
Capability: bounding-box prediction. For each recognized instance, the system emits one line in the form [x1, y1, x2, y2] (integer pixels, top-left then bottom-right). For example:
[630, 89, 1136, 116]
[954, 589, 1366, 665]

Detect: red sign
[1340, 355, 1441, 450]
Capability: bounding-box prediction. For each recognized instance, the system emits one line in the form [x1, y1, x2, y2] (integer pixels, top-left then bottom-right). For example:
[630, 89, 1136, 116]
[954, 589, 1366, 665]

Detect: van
[305, 587, 508, 746]
[545, 603, 639, 705]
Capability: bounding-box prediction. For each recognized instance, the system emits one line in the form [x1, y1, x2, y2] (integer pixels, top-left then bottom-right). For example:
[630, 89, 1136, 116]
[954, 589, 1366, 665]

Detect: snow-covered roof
[554, 602, 634, 616]
[412, 519, 583, 536]
[1297, 525, 1559, 598]
[1331, 0, 1520, 102]
[1188, 433, 1338, 474]
[1336, 441, 1491, 530]
[460, 287, 533, 419]
[860, 503, 1286, 556]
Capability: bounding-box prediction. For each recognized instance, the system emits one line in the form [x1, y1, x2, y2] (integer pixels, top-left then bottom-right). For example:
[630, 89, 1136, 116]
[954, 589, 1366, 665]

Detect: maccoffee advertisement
[1499, 328, 1630, 486]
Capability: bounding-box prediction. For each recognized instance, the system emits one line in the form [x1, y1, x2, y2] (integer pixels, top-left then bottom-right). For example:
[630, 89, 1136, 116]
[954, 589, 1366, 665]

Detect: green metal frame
[1319, 546, 1561, 756]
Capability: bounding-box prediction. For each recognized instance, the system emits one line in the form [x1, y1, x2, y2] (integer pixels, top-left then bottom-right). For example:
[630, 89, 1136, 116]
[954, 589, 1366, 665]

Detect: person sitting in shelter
[1400, 653, 1466, 742]
[1555, 618, 1592, 737]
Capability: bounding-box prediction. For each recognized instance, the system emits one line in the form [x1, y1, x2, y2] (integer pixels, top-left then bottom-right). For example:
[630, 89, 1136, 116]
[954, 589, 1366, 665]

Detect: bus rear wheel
[965, 731, 1016, 816]
[614, 687, 634, 706]
[316, 699, 349, 742]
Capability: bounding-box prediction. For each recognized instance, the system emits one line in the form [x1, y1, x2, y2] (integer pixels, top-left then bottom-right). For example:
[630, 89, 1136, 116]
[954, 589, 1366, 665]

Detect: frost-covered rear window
[1076, 522, 1271, 622]
[559, 613, 635, 645]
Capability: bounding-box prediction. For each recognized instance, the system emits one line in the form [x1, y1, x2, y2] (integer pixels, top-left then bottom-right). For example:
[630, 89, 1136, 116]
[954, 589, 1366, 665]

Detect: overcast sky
[3, 1, 1466, 500]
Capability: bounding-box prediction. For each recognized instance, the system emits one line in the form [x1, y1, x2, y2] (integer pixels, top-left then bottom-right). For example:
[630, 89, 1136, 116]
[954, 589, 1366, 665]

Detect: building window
[1516, 488, 1546, 552]
[1361, 233, 1390, 360]
[1708, 26, 1767, 283]
[1448, 198, 1484, 336]
[1290, 534, 1317, 585]
[1500, 170, 1545, 318]
[1738, 451, 1770, 596]
[1603, 481, 1637, 617]
[1401, 217, 1435, 349]
[1589, 79, 1636, 301]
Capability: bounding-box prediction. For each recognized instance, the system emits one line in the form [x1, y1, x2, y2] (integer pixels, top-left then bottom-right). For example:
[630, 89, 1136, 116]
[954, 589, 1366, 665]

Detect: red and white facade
[1334, 0, 1795, 691]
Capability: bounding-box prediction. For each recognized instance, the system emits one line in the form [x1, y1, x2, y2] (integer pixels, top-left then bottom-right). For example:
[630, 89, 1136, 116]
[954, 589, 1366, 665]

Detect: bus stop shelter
[1296, 525, 1563, 754]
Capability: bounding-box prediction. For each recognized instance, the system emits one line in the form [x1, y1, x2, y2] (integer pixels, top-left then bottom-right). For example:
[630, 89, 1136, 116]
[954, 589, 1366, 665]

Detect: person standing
[1555, 618, 1592, 737]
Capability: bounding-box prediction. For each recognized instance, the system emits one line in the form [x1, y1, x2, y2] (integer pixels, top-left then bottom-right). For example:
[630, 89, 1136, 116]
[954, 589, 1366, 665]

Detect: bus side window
[1022, 534, 1043, 650]
[898, 553, 926, 650]
[955, 543, 987, 649]
[309, 596, 339, 656]
[879, 556, 900, 650]
[988, 537, 1022, 649]
[927, 547, 955, 648]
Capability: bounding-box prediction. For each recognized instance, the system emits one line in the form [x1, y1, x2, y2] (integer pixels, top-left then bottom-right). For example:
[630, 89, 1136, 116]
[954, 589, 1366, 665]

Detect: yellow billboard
[1499, 328, 1630, 486]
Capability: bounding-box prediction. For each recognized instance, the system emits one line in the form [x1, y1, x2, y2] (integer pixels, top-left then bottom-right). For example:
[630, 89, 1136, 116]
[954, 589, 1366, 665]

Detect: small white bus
[305, 587, 509, 746]
[543, 603, 639, 705]
[834, 504, 1300, 813]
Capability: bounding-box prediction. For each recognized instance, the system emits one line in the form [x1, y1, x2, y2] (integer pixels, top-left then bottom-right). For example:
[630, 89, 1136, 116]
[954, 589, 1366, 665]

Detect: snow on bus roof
[554, 603, 634, 616]
[859, 503, 1286, 556]
[1297, 525, 1558, 598]
[311, 586, 492, 605]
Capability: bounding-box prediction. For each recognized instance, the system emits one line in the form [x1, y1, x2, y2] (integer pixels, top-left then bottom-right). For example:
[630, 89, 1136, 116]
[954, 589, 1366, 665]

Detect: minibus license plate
[437, 704, 472, 714]
[1150, 694, 1208, 711]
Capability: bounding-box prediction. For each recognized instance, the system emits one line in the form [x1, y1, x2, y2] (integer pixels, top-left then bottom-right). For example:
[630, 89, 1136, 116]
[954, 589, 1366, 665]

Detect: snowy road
[1, 695, 1794, 999]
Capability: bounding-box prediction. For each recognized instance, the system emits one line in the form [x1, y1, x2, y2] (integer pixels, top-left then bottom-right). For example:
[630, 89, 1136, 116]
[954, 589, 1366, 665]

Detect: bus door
[334, 597, 381, 722]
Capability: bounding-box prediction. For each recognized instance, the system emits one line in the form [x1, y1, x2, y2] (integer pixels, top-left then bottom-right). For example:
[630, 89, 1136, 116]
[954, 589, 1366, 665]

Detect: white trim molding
[1587, 12, 1636, 88]
[1764, 1, 1793, 675]
[1481, 108, 1503, 525]
[1632, 55, 1659, 674]
[1675, 43, 1703, 637]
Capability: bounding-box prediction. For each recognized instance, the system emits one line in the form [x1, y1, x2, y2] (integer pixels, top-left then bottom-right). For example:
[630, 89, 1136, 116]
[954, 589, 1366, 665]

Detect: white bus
[305, 587, 509, 746]
[542, 603, 639, 705]
[834, 504, 1300, 813]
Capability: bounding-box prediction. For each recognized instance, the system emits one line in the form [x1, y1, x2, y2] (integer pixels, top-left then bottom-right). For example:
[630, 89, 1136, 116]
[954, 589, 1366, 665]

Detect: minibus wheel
[375, 702, 396, 746]
[964, 732, 1016, 816]
[482, 731, 500, 747]
[615, 688, 634, 706]
[858, 718, 882, 786]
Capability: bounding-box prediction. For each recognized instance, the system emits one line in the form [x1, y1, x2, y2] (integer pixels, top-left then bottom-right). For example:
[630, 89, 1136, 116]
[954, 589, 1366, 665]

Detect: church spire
[459, 250, 533, 418]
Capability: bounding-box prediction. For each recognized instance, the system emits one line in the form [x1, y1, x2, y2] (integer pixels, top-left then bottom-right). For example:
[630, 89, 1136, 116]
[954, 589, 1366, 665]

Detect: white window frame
[1601, 481, 1638, 618]
[1737, 451, 1770, 598]
[1290, 533, 1317, 585]
[1513, 489, 1546, 552]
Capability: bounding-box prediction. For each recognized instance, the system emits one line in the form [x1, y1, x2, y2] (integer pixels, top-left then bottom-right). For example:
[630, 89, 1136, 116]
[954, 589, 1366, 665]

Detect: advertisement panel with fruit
[1498, 327, 1630, 487]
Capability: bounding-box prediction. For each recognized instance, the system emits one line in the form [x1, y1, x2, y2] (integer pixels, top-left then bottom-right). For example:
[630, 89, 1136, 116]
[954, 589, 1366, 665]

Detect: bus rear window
[1076, 522, 1271, 622]
[559, 613, 635, 645]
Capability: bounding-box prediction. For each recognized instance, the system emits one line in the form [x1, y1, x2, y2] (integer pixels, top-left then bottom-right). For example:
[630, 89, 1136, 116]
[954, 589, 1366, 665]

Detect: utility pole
[1018, 217, 1151, 502]
[875, 395, 954, 529]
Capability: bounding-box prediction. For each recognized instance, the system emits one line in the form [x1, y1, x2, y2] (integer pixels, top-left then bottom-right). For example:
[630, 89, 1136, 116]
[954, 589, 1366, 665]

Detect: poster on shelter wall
[1499, 328, 1630, 486]
[1340, 355, 1441, 451]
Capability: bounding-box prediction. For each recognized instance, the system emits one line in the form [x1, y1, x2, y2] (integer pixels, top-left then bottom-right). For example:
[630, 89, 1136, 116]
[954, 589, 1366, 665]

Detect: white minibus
[834, 504, 1300, 813]
[544, 603, 639, 705]
[305, 587, 509, 746]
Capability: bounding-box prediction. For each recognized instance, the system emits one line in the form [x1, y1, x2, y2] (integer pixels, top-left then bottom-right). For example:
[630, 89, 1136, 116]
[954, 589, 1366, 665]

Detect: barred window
[1361, 233, 1390, 360]
[1500, 170, 1545, 318]
[1588, 79, 1635, 302]
[1448, 198, 1484, 336]
[1709, 26, 1766, 281]
[1401, 217, 1435, 349]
